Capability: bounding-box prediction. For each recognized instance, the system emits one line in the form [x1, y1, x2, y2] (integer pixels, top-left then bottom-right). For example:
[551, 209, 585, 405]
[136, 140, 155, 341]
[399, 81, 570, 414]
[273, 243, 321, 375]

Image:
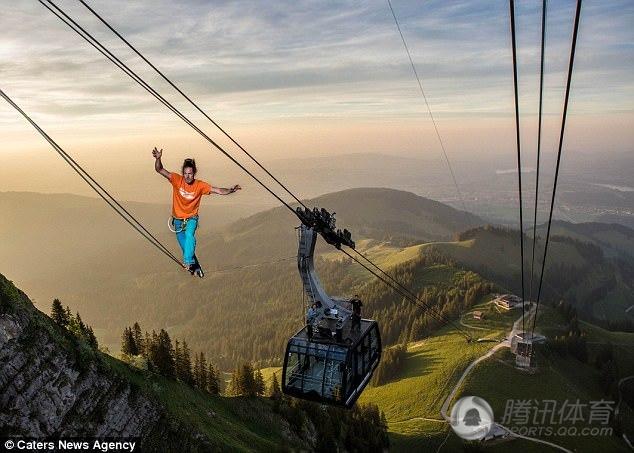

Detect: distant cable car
[282, 208, 381, 407]
[513, 332, 536, 368]
[515, 339, 534, 368]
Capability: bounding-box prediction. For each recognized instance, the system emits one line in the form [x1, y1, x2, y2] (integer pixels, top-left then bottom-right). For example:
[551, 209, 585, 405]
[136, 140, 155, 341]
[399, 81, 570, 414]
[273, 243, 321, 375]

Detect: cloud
[0, 0, 631, 123]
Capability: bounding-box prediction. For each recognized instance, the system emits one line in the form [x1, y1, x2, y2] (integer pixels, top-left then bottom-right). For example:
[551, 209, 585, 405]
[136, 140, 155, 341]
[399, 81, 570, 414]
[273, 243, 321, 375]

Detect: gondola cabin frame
[282, 319, 381, 408]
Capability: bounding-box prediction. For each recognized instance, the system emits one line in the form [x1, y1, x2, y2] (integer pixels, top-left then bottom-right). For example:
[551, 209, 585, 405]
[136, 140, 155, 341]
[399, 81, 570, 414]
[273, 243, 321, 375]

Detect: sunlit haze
[1, 0, 632, 201]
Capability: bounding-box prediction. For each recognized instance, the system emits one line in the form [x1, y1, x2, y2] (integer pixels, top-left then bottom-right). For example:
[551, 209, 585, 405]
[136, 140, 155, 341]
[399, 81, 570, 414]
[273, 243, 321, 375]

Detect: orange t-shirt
[170, 172, 212, 219]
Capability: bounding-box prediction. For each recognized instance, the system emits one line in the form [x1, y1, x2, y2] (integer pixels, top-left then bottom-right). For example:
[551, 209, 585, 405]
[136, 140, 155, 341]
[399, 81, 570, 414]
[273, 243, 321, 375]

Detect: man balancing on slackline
[152, 147, 241, 277]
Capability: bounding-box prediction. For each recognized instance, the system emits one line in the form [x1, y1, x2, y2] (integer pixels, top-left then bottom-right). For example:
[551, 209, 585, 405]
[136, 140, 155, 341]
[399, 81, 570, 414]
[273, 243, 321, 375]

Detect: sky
[0, 0, 632, 200]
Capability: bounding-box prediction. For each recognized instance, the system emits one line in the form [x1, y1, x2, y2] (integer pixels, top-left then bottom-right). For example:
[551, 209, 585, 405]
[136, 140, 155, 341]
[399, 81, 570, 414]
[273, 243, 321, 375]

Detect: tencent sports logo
[449, 396, 495, 440]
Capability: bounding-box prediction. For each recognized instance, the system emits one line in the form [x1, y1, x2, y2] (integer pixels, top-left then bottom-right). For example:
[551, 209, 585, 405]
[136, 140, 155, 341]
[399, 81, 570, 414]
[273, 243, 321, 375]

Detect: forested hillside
[436, 225, 633, 325]
[544, 220, 634, 259]
[7, 188, 483, 366]
[50, 248, 493, 370]
[6, 188, 630, 375]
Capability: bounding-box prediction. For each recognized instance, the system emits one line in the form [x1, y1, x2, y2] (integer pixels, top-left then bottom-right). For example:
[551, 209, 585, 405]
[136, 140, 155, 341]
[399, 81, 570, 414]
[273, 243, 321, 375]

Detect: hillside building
[495, 294, 523, 310]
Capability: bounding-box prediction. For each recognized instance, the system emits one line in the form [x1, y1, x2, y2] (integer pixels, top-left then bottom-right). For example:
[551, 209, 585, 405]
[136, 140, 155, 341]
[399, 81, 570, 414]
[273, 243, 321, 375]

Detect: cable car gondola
[282, 207, 381, 408]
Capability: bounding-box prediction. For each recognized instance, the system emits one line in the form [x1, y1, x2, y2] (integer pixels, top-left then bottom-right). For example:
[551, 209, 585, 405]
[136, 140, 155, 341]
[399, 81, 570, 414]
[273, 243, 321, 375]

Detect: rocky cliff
[0, 273, 310, 451]
[0, 273, 215, 450]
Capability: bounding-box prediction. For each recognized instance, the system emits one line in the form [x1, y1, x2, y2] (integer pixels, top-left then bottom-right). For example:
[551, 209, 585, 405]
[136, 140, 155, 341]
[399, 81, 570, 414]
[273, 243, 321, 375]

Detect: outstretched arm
[211, 184, 241, 195]
[152, 147, 171, 180]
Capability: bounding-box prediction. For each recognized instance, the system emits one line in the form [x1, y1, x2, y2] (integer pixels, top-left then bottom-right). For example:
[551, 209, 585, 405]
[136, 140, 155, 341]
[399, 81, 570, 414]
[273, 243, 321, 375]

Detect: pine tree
[151, 330, 159, 355]
[380, 410, 388, 432]
[132, 322, 143, 355]
[207, 362, 220, 395]
[226, 369, 239, 396]
[76, 313, 86, 333]
[64, 306, 72, 324]
[86, 326, 98, 350]
[67, 311, 78, 336]
[68, 312, 90, 343]
[154, 329, 175, 378]
[174, 340, 183, 381]
[145, 330, 159, 372]
[130, 327, 139, 355]
[238, 363, 256, 397]
[121, 327, 136, 356]
[268, 372, 282, 400]
[181, 341, 193, 384]
[51, 299, 68, 328]
[143, 331, 152, 359]
[198, 352, 208, 391]
[193, 352, 202, 389]
[254, 369, 265, 396]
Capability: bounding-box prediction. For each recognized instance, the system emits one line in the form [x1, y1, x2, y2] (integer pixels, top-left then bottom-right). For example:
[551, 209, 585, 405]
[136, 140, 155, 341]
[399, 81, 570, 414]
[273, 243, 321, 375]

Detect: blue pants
[173, 216, 198, 266]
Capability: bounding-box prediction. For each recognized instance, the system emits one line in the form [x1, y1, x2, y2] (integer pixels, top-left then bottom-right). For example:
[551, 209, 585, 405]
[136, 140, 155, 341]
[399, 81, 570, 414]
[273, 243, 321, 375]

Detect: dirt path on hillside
[438, 304, 574, 453]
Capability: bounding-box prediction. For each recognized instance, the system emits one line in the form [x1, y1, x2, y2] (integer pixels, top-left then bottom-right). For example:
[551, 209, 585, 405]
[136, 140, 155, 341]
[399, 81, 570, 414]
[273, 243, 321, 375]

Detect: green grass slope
[105, 357, 297, 452]
[451, 346, 629, 452]
[360, 301, 633, 452]
[359, 296, 512, 450]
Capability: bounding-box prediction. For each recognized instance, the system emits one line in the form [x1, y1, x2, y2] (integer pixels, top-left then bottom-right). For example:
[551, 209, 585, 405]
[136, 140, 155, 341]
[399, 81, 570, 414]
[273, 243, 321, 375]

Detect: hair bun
[181, 158, 198, 175]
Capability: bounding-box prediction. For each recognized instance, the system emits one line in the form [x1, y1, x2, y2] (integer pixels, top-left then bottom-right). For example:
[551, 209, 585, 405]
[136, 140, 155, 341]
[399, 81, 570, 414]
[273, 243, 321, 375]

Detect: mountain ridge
[4, 188, 630, 367]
